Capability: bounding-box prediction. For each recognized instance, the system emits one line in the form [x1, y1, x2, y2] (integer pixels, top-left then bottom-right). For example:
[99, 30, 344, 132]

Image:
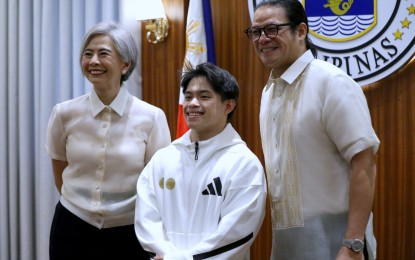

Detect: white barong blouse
[260, 50, 380, 259]
[46, 86, 171, 229]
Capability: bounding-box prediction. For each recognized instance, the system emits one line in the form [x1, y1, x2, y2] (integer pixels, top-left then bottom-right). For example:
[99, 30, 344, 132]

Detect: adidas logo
[202, 177, 222, 196]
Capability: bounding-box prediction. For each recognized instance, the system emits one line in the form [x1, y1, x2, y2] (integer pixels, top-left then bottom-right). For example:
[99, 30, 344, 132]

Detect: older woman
[46, 21, 171, 259]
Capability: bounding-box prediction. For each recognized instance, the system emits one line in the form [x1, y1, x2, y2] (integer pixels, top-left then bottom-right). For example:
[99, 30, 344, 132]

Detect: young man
[245, 0, 380, 259]
[134, 62, 267, 260]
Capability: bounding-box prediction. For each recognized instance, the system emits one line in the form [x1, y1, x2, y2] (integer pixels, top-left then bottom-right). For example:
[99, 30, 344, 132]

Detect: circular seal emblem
[248, 0, 415, 86]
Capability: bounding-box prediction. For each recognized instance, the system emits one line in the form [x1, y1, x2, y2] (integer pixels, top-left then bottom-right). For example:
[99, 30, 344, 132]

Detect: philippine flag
[176, 0, 216, 138]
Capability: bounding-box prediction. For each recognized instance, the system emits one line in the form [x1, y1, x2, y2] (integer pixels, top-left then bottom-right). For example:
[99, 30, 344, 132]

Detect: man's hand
[336, 246, 364, 260]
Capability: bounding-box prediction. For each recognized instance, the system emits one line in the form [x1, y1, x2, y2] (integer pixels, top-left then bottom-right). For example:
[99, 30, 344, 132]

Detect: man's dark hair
[181, 62, 239, 121]
[256, 0, 318, 57]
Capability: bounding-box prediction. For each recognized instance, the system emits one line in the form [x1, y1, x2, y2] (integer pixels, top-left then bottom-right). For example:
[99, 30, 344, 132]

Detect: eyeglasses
[244, 23, 292, 41]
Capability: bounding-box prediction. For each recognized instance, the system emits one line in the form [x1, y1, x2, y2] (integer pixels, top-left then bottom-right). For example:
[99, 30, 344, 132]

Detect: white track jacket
[135, 124, 267, 260]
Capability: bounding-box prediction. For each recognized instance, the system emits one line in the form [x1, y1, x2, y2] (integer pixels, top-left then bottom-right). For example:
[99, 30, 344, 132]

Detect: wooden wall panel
[364, 58, 415, 260]
[142, 0, 188, 140]
[141, 0, 415, 259]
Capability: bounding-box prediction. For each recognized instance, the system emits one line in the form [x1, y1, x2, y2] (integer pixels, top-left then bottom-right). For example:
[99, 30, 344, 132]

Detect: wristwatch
[342, 239, 364, 252]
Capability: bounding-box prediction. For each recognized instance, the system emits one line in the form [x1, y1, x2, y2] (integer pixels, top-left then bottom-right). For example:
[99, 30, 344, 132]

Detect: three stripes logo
[202, 177, 222, 196]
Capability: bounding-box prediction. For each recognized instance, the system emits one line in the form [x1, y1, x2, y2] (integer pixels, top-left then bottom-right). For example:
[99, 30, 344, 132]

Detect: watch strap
[342, 238, 364, 252]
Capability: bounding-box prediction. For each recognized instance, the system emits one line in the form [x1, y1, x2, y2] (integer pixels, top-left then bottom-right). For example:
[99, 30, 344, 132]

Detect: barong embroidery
[265, 71, 306, 230]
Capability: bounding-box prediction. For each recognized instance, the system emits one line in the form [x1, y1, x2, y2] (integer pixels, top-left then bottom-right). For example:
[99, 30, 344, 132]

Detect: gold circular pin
[165, 178, 175, 190]
[159, 177, 164, 189]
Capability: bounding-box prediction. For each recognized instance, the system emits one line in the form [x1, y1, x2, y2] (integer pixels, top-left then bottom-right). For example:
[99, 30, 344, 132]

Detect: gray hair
[80, 21, 138, 82]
